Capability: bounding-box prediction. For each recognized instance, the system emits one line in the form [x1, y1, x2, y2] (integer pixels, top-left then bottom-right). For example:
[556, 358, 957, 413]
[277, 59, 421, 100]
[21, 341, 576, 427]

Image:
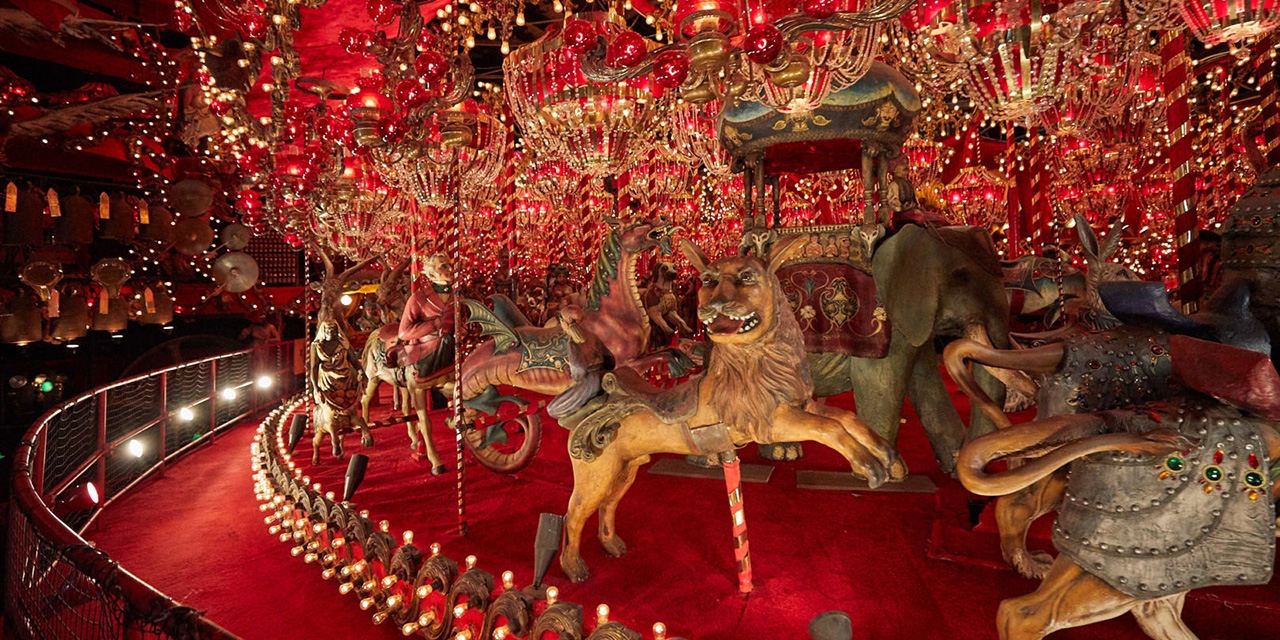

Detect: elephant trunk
[942, 339, 1064, 430]
[957, 414, 1180, 497]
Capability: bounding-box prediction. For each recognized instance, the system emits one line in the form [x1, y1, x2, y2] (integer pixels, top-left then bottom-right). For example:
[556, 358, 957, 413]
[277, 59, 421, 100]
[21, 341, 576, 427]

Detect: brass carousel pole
[450, 149, 467, 537]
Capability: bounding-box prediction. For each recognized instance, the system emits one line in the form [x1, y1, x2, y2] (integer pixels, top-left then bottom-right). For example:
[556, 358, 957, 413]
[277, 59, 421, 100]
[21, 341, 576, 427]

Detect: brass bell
[768, 56, 811, 89]
[681, 79, 717, 104]
[686, 32, 730, 74]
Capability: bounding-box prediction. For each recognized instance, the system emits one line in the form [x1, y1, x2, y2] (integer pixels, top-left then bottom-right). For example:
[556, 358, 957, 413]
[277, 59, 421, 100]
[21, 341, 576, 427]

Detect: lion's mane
[704, 265, 813, 443]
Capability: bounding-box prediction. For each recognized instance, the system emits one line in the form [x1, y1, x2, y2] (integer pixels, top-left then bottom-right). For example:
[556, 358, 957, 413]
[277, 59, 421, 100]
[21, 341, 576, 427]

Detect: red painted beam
[0, 9, 158, 84]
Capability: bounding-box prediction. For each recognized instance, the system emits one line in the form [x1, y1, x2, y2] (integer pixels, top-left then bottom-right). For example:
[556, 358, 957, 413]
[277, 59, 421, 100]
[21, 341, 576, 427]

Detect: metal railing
[6, 340, 305, 640]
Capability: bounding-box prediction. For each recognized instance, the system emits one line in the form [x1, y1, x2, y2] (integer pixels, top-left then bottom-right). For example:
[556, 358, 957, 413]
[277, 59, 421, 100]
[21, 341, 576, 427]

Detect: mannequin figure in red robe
[385, 253, 455, 383]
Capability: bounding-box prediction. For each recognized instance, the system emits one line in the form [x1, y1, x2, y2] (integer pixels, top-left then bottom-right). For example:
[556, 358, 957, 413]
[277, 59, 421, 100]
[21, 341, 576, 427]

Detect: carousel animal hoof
[560, 553, 590, 583]
[361, 432, 374, 448]
[431, 464, 447, 476]
[757, 442, 804, 462]
[600, 532, 627, 558]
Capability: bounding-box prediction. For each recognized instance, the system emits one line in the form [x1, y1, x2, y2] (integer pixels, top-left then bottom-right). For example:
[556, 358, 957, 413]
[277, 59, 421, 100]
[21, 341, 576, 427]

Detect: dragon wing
[462, 298, 520, 354]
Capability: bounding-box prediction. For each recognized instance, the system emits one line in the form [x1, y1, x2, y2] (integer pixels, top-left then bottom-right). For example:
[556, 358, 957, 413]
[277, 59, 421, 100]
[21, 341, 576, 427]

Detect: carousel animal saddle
[562, 368, 704, 462]
[1053, 401, 1275, 600]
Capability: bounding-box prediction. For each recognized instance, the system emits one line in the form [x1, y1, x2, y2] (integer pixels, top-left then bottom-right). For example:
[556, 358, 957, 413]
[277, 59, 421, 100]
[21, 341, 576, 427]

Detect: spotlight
[126, 439, 144, 458]
[162, 325, 173, 334]
[256, 375, 273, 389]
[343, 454, 369, 502]
[808, 611, 852, 640]
[221, 387, 237, 400]
[340, 294, 353, 306]
[178, 407, 195, 422]
[287, 414, 308, 454]
[66, 343, 79, 349]
[52, 482, 100, 516]
[532, 513, 563, 590]
[39, 380, 54, 393]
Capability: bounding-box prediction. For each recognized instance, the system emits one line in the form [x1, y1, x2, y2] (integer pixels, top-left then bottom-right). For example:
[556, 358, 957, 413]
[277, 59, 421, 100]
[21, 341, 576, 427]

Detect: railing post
[209, 358, 218, 441]
[158, 372, 168, 477]
[32, 427, 46, 497]
[96, 390, 108, 502]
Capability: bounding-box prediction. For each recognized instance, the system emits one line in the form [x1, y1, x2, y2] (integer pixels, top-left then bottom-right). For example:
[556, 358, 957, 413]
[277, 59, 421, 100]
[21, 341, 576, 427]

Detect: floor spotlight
[52, 482, 99, 516]
[256, 375, 273, 389]
[287, 414, 308, 454]
[808, 611, 852, 640]
[220, 387, 237, 400]
[126, 439, 144, 458]
[343, 454, 369, 502]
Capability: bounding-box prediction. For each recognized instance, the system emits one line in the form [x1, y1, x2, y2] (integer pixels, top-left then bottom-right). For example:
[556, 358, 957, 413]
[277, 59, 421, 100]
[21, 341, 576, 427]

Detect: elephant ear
[872, 225, 939, 348]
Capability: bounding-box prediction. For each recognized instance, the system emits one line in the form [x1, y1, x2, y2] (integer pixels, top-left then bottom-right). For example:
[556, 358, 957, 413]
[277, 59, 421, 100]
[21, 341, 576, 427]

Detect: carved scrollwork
[480, 590, 533, 639]
[587, 622, 643, 640]
[527, 602, 585, 640]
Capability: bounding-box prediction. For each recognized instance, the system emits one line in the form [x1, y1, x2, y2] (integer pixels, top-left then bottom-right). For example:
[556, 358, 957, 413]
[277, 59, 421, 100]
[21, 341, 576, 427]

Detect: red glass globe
[606, 31, 647, 68]
[563, 20, 597, 56]
[743, 24, 784, 65]
[653, 50, 690, 89]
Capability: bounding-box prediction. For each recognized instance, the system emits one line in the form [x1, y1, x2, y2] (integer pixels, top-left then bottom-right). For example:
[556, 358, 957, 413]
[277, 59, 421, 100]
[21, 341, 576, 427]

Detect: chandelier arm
[774, 0, 917, 33]
[580, 35, 684, 83]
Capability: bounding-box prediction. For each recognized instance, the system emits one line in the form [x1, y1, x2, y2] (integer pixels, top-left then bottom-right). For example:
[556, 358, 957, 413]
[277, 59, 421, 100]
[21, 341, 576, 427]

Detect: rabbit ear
[1099, 216, 1127, 260]
[1075, 214, 1099, 259]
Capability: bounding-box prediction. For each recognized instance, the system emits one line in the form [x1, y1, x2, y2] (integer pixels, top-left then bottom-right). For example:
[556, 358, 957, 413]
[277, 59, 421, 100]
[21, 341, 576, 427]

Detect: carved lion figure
[557, 236, 906, 582]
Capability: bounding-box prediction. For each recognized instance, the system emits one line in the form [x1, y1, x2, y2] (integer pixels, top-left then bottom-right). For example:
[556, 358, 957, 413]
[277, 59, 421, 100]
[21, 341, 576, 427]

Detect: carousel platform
[88, 382, 1280, 640]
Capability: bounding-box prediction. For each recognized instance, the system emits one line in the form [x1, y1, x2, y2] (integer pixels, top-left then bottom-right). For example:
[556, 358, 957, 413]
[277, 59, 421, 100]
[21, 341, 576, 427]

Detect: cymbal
[90, 257, 132, 298]
[212, 251, 259, 293]
[174, 218, 215, 255]
[20, 261, 63, 290]
[221, 223, 252, 251]
[171, 179, 214, 217]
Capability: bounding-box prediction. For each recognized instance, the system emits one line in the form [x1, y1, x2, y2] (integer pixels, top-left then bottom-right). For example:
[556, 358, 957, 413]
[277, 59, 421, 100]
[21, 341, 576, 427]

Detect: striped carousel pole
[722, 451, 753, 594]
[1162, 32, 1200, 313]
[449, 152, 468, 537]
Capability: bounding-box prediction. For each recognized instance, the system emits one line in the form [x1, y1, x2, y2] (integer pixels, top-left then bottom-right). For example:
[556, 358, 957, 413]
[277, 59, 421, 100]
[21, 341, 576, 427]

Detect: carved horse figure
[456, 216, 682, 472]
[555, 237, 906, 582]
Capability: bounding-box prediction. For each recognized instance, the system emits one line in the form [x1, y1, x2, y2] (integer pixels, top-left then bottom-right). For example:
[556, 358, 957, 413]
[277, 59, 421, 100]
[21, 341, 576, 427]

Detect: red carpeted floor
[89, 380, 1279, 640]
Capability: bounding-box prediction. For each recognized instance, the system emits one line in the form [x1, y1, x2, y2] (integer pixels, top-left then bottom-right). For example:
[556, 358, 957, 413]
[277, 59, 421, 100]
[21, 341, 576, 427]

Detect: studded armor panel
[1053, 401, 1276, 600]
[1222, 168, 1280, 273]
[1039, 328, 1176, 418]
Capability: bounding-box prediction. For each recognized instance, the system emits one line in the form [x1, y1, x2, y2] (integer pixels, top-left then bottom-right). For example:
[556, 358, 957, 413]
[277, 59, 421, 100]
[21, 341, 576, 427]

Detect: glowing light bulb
[126, 439, 144, 458]
[221, 387, 237, 400]
[340, 294, 353, 306]
[178, 407, 194, 421]
[256, 375, 273, 389]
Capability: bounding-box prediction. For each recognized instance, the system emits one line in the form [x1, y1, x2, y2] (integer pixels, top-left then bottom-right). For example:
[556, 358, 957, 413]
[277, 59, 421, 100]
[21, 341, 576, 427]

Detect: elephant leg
[563, 452, 626, 583]
[996, 471, 1067, 579]
[598, 455, 649, 557]
[847, 336, 916, 443]
[1131, 593, 1197, 640]
[905, 349, 966, 473]
[996, 556, 1136, 640]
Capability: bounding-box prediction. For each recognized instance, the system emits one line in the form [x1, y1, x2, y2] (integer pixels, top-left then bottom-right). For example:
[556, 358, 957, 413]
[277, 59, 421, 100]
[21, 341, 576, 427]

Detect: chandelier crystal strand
[504, 13, 660, 177]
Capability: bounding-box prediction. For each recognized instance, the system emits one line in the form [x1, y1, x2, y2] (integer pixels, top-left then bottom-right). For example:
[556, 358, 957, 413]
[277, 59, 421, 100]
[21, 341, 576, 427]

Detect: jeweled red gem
[743, 24, 784, 65]
[606, 31, 647, 68]
[1213, 449, 1224, 464]
[563, 20, 597, 56]
[1248, 453, 1259, 468]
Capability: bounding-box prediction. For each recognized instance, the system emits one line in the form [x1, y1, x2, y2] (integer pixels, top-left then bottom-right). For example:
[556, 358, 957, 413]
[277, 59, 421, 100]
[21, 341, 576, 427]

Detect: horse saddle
[600, 367, 701, 424]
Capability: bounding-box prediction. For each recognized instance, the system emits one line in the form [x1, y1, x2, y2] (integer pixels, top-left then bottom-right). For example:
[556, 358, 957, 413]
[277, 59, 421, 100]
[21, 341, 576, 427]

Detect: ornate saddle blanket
[1053, 400, 1275, 600]
[564, 368, 704, 462]
[775, 225, 890, 359]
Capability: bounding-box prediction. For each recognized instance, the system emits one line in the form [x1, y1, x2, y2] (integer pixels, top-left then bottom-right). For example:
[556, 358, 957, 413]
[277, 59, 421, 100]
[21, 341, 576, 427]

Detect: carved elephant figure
[805, 224, 1020, 472]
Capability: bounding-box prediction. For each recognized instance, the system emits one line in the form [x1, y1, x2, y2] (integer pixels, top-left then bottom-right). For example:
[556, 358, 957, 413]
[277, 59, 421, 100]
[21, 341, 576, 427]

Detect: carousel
[3, 0, 1280, 639]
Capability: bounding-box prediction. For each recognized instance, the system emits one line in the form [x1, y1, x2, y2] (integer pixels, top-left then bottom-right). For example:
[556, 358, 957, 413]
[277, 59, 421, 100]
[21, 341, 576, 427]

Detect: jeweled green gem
[1245, 471, 1265, 487]
[1165, 456, 1185, 472]
[1204, 465, 1223, 482]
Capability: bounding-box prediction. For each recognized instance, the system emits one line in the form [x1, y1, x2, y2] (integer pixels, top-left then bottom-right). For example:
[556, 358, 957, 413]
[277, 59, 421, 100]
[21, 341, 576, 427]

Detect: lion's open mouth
[701, 311, 760, 336]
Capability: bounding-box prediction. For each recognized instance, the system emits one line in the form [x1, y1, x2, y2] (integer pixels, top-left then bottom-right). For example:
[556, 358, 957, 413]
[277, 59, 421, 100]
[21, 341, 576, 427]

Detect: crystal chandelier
[391, 104, 508, 207]
[1177, 0, 1280, 46]
[504, 13, 659, 177]
[624, 154, 695, 206]
[949, 0, 1113, 122]
[943, 166, 1010, 227]
[669, 100, 733, 176]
